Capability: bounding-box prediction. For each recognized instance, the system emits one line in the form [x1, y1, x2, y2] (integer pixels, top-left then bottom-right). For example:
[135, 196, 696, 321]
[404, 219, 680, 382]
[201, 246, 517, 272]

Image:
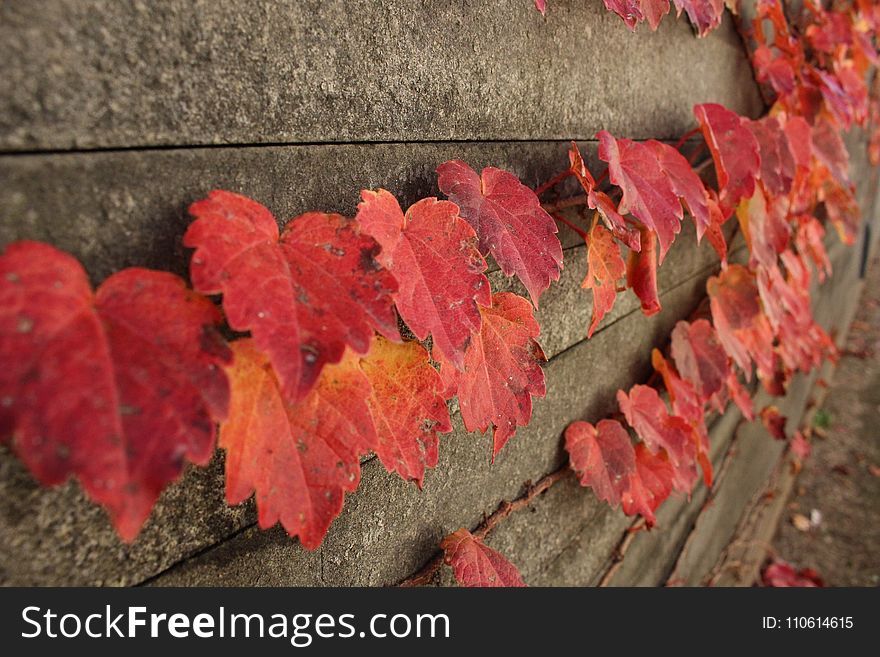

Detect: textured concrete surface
[0, 1, 763, 151]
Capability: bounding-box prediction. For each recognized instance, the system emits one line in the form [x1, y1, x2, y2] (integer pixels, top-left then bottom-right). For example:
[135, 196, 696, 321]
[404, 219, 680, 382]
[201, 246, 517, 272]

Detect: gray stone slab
[0, 1, 763, 152]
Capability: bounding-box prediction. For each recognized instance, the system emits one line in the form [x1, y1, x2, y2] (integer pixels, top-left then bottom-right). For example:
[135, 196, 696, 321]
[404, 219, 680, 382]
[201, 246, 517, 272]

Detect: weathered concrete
[0, 1, 763, 151]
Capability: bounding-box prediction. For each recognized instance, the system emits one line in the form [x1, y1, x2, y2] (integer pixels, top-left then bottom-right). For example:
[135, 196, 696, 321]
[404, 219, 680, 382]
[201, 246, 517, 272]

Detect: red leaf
[603, 0, 644, 30]
[598, 130, 683, 260]
[707, 264, 776, 382]
[811, 118, 850, 185]
[622, 443, 675, 526]
[640, 0, 671, 30]
[753, 46, 796, 96]
[441, 528, 526, 587]
[762, 559, 824, 587]
[652, 350, 712, 486]
[534, 0, 546, 15]
[671, 319, 730, 411]
[736, 184, 791, 269]
[694, 103, 761, 209]
[355, 189, 490, 367]
[782, 116, 813, 171]
[748, 116, 796, 196]
[185, 191, 399, 402]
[359, 336, 452, 487]
[583, 223, 626, 337]
[821, 180, 861, 245]
[648, 139, 711, 241]
[795, 215, 831, 282]
[434, 292, 546, 458]
[671, 0, 724, 37]
[565, 419, 635, 507]
[626, 226, 661, 316]
[569, 142, 641, 250]
[436, 161, 563, 306]
[0, 241, 231, 541]
[221, 340, 375, 549]
[704, 190, 729, 265]
[791, 431, 811, 460]
[617, 385, 699, 492]
[726, 370, 755, 421]
[760, 405, 787, 440]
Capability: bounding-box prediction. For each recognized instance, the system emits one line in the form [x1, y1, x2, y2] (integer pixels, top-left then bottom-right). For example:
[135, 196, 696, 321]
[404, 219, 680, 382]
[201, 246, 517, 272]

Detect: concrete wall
[0, 1, 874, 586]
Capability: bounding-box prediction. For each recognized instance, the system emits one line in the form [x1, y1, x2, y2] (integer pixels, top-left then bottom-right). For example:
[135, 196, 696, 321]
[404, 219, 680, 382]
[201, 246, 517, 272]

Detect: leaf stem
[674, 127, 701, 151]
[534, 170, 572, 196]
[542, 194, 588, 214]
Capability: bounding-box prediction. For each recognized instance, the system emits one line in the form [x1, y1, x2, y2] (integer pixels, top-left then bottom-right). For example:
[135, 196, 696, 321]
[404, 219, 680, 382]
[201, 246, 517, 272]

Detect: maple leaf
[811, 118, 850, 185]
[441, 528, 526, 587]
[821, 179, 861, 245]
[359, 336, 452, 487]
[220, 339, 375, 550]
[626, 226, 661, 316]
[565, 419, 635, 507]
[598, 130, 683, 261]
[185, 190, 399, 402]
[621, 443, 675, 526]
[791, 430, 811, 460]
[795, 215, 831, 282]
[0, 241, 231, 541]
[672, 0, 724, 38]
[762, 559, 824, 587]
[704, 190, 729, 266]
[582, 223, 626, 337]
[651, 350, 712, 487]
[707, 264, 776, 382]
[617, 385, 699, 492]
[568, 142, 641, 251]
[434, 292, 546, 458]
[671, 319, 730, 411]
[647, 139, 711, 241]
[748, 116, 796, 196]
[736, 184, 791, 269]
[355, 189, 490, 368]
[603, 0, 644, 30]
[726, 370, 754, 421]
[436, 160, 563, 306]
[760, 405, 787, 440]
[693, 103, 761, 210]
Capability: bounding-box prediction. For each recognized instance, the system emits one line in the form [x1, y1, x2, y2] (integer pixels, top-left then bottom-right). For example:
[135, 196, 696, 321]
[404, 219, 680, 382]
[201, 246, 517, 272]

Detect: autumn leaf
[748, 116, 796, 196]
[359, 336, 452, 487]
[436, 160, 563, 306]
[0, 241, 231, 541]
[185, 190, 399, 402]
[795, 214, 832, 281]
[603, 0, 644, 30]
[598, 130, 683, 260]
[736, 184, 791, 269]
[672, 0, 724, 37]
[441, 528, 526, 587]
[434, 292, 546, 458]
[565, 419, 635, 507]
[811, 117, 850, 185]
[670, 319, 730, 411]
[355, 189, 490, 368]
[791, 431, 811, 460]
[534, 0, 546, 15]
[627, 226, 661, 316]
[762, 559, 824, 587]
[617, 385, 699, 492]
[707, 264, 776, 383]
[821, 179, 861, 245]
[694, 103, 762, 210]
[582, 223, 626, 337]
[726, 370, 755, 421]
[221, 339, 375, 550]
[568, 142, 641, 251]
[760, 406, 787, 441]
[622, 443, 675, 526]
[648, 139, 711, 241]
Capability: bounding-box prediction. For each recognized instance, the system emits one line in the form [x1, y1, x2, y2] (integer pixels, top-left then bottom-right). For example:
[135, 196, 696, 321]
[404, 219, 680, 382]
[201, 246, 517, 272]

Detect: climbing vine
[0, 0, 877, 586]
